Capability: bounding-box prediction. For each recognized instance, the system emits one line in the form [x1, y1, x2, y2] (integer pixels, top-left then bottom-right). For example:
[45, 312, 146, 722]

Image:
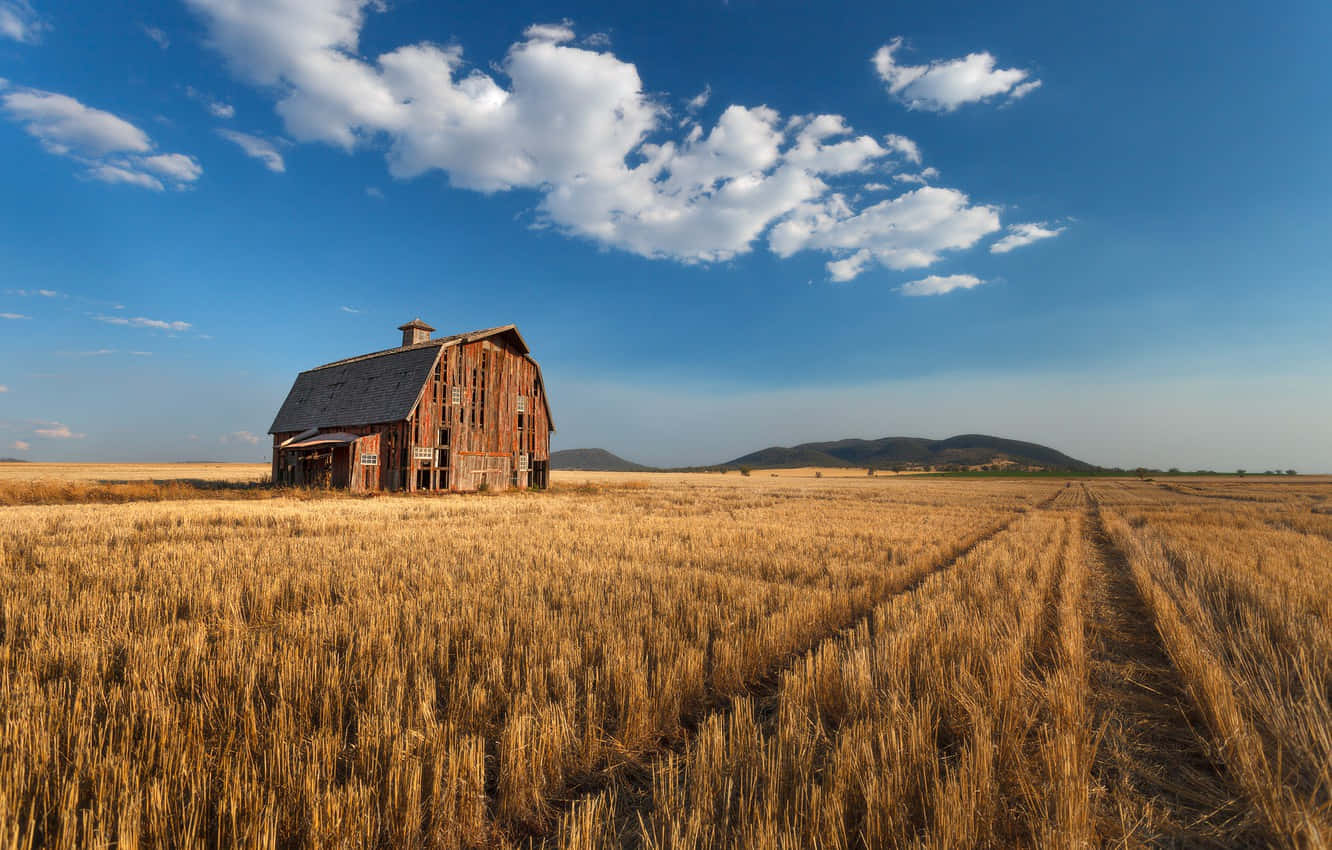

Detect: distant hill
[550, 448, 655, 472]
[725, 434, 1095, 471]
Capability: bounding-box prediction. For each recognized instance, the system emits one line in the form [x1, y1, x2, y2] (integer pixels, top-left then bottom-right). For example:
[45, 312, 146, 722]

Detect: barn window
[516, 395, 527, 414]
[437, 428, 450, 448]
[360, 453, 378, 466]
[519, 453, 529, 472]
[451, 386, 461, 405]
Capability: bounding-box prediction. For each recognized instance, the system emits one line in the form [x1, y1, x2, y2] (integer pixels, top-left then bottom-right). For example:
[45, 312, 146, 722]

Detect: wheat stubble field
[1, 470, 1329, 848]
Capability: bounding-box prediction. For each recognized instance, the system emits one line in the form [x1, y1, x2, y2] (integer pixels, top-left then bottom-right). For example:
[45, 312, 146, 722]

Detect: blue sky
[1, 0, 1329, 470]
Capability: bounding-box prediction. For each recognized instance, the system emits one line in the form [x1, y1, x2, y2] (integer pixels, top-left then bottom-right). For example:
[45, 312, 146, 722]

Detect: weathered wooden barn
[268, 321, 552, 492]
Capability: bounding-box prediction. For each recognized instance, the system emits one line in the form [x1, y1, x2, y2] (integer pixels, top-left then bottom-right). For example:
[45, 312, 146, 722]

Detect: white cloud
[0, 384, 7, 392]
[221, 430, 261, 445]
[882, 133, 921, 164]
[364, 186, 382, 198]
[827, 251, 873, 283]
[218, 129, 285, 172]
[893, 166, 940, 185]
[7, 288, 61, 296]
[93, 314, 192, 331]
[686, 84, 710, 113]
[10, 440, 30, 451]
[130, 350, 152, 356]
[86, 163, 164, 190]
[141, 153, 204, 183]
[771, 186, 1001, 280]
[340, 305, 360, 312]
[872, 38, 1040, 112]
[898, 273, 985, 296]
[35, 422, 84, 439]
[1, 312, 30, 319]
[185, 86, 235, 118]
[3, 88, 150, 156]
[0, 1, 46, 43]
[582, 31, 610, 48]
[1, 86, 202, 188]
[1010, 80, 1042, 100]
[142, 24, 169, 49]
[990, 221, 1065, 253]
[184, 2, 1018, 274]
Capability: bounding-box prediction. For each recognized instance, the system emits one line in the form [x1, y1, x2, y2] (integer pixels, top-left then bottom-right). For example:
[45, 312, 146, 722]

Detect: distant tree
[739, 466, 751, 477]
[719, 467, 728, 474]
[1168, 467, 1181, 475]
[1134, 467, 1148, 480]
[866, 467, 876, 477]
[1236, 469, 1246, 476]
[1286, 469, 1297, 476]
[814, 471, 823, 478]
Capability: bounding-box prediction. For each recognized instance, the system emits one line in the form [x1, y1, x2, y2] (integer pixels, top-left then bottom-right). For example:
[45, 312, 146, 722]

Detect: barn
[268, 320, 552, 492]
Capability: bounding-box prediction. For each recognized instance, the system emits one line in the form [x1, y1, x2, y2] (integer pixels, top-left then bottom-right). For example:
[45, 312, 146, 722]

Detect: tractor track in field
[1081, 487, 1263, 848]
[507, 499, 1048, 846]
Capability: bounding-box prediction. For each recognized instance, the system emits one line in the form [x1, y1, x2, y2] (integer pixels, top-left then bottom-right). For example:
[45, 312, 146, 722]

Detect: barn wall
[404, 336, 550, 492]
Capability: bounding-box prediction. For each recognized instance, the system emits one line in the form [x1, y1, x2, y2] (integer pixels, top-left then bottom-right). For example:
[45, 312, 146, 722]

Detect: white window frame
[360, 453, 378, 466]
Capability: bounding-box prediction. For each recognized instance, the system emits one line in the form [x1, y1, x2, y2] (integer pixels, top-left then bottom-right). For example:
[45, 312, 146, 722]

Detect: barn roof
[268, 344, 441, 435]
[268, 324, 551, 435]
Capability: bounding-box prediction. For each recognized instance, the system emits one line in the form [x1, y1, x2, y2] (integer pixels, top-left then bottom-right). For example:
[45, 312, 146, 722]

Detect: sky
[1, 0, 1329, 470]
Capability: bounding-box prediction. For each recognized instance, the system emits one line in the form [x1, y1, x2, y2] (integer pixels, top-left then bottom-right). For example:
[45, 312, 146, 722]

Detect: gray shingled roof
[268, 344, 441, 434]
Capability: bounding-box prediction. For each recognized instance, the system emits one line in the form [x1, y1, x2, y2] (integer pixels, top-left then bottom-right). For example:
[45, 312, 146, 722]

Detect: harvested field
[0, 473, 1327, 848]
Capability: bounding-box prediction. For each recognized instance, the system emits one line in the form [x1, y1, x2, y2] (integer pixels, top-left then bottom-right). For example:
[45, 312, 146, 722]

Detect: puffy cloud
[872, 38, 1039, 112]
[2, 88, 150, 156]
[882, 134, 921, 164]
[990, 221, 1065, 253]
[826, 250, 873, 283]
[899, 273, 985, 296]
[1, 86, 202, 188]
[770, 187, 1001, 280]
[141, 153, 204, 182]
[185, 1, 1018, 276]
[35, 422, 85, 439]
[0, 384, 7, 392]
[93, 314, 192, 331]
[10, 440, 30, 451]
[217, 129, 285, 172]
[221, 430, 262, 445]
[0, 1, 46, 43]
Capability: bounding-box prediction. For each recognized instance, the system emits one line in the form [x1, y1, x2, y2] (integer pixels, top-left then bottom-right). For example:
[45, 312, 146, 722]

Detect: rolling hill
[724, 434, 1095, 471]
[550, 448, 655, 472]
